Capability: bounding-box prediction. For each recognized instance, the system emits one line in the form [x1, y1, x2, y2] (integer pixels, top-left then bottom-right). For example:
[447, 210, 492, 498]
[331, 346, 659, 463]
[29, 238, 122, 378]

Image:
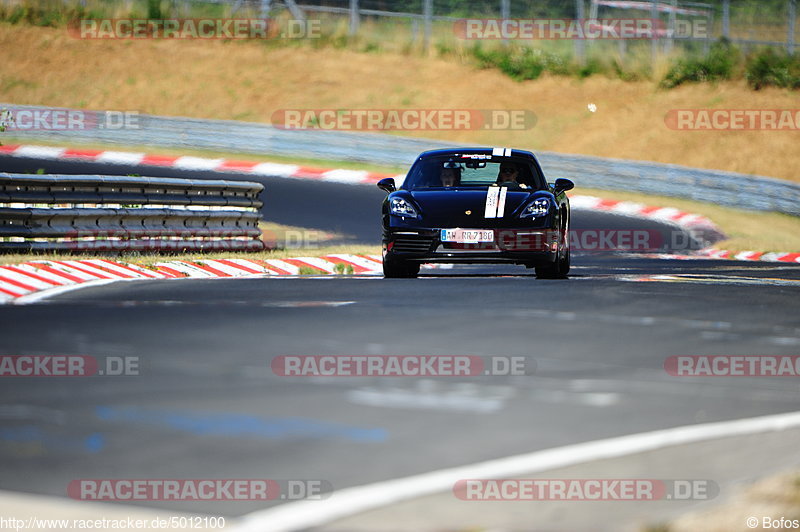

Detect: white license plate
[440, 229, 495, 243]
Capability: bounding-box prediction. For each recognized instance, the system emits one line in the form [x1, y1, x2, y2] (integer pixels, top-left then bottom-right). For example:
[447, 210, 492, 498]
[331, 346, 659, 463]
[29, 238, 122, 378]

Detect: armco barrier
[2, 103, 799, 216]
[0, 173, 264, 251]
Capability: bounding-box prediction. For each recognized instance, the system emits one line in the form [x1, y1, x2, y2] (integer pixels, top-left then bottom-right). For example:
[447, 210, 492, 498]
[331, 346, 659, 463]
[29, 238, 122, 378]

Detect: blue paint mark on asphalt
[0, 425, 105, 453]
[95, 406, 387, 442]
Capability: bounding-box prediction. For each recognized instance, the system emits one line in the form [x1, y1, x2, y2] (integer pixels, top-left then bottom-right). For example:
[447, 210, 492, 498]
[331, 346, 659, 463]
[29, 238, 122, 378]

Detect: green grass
[660, 39, 741, 88]
[746, 48, 800, 90]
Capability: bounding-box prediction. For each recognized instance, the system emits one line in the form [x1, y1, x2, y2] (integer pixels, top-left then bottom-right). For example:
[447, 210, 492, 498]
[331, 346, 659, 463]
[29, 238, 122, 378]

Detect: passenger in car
[496, 163, 519, 184]
[440, 164, 461, 187]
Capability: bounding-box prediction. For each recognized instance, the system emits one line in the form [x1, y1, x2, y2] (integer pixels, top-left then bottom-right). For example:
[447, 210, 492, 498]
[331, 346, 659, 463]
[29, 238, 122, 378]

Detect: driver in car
[496, 163, 519, 184]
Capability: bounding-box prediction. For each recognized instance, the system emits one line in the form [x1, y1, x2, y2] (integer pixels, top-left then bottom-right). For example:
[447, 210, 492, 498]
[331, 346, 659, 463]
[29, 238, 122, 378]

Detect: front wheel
[383, 255, 420, 278]
[535, 228, 570, 279]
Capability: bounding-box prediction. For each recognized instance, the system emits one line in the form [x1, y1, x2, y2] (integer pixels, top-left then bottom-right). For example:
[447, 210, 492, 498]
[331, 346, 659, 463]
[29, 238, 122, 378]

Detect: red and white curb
[0, 255, 389, 304]
[696, 249, 800, 263]
[569, 194, 720, 235]
[0, 144, 403, 185]
[567, 195, 798, 264]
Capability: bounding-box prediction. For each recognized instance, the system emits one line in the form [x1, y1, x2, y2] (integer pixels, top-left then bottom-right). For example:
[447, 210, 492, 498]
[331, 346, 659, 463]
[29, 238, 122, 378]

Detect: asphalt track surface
[1, 155, 799, 523]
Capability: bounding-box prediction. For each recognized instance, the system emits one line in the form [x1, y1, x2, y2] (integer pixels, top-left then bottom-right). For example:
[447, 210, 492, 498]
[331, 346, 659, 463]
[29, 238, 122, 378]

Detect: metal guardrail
[3, 104, 799, 217]
[537, 152, 800, 217]
[0, 173, 265, 252]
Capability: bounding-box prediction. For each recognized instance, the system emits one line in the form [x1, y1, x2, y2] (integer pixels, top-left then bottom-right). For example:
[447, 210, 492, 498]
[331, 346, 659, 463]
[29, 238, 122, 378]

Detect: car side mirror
[552, 178, 574, 195]
[377, 178, 396, 193]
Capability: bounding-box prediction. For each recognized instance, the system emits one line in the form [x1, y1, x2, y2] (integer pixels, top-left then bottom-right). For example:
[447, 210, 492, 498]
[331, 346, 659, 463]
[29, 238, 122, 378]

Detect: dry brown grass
[1, 24, 799, 183]
[651, 470, 800, 532]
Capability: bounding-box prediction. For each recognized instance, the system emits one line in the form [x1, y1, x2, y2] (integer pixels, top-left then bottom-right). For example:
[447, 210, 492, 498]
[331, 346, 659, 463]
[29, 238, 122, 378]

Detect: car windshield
[403, 155, 544, 190]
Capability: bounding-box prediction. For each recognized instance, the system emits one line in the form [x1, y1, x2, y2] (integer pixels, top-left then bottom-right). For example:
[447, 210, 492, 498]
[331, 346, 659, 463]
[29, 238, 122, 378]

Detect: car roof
[417, 147, 538, 161]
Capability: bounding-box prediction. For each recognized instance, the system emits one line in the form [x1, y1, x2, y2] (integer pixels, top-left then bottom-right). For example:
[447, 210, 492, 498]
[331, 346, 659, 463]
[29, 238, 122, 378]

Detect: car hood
[403, 188, 552, 227]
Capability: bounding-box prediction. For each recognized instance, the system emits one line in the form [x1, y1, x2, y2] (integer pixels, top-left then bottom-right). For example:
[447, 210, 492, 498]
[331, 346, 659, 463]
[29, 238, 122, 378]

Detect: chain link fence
[267, 0, 798, 56]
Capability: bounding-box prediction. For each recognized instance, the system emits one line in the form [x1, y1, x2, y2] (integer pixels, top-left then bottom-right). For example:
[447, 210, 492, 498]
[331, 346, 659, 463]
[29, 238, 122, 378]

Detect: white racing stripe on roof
[491, 147, 504, 157]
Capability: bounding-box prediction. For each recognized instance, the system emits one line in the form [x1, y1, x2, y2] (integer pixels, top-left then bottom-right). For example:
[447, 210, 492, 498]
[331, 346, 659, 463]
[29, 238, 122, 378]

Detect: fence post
[575, 0, 585, 66]
[259, 0, 271, 20]
[501, 0, 510, 46]
[789, 0, 797, 54]
[283, 0, 306, 21]
[665, 0, 676, 54]
[349, 0, 359, 36]
[650, 0, 658, 64]
[423, 0, 432, 53]
[722, 0, 730, 39]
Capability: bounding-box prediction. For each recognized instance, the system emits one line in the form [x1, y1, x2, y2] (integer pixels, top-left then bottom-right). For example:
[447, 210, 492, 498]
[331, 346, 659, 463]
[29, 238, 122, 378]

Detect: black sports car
[378, 147, 574, 278]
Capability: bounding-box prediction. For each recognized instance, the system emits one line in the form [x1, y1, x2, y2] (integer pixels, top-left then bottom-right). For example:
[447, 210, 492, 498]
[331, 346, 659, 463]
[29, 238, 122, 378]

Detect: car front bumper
[383, 227, 560, 265]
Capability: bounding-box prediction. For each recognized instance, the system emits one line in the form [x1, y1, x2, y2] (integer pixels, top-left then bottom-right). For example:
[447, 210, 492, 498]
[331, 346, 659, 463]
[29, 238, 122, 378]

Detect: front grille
[392, 236, 434, 253]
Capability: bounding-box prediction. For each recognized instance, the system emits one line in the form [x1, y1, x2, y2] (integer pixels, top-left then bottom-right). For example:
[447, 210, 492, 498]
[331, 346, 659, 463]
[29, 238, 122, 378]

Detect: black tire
[383, 256, 420, 278]
[535, 224, 570, 279]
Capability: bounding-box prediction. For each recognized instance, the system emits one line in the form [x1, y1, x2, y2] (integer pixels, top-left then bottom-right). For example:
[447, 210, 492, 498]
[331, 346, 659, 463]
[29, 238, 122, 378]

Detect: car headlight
[520, 198, 550, 218]
[390, 197, 419, 217]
